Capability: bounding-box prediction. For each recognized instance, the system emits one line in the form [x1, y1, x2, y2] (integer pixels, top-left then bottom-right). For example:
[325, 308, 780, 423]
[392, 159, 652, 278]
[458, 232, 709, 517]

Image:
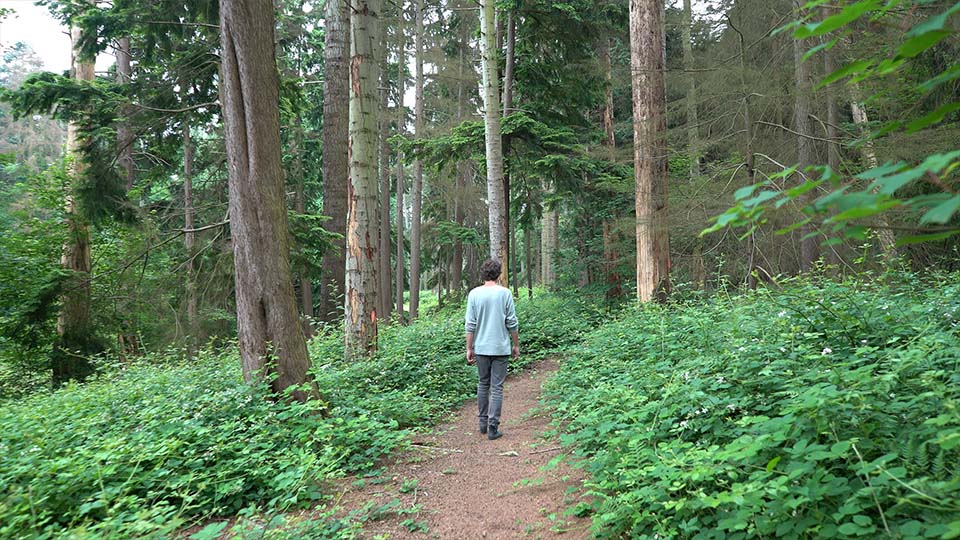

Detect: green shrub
[0, 291, 598, 539]
[548, 275, 960, 539]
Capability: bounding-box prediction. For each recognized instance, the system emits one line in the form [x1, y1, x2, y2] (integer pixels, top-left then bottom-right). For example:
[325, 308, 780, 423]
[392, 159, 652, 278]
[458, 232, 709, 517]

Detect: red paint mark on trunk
[351, 56, 362, 97]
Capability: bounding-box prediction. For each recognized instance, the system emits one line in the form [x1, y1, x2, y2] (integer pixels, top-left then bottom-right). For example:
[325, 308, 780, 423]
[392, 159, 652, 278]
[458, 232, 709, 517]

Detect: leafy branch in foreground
[706, 1, 960, 245]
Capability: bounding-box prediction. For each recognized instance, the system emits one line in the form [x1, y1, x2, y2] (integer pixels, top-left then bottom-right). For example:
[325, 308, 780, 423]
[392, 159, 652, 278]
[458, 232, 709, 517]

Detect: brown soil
[336, 358, 591, 540]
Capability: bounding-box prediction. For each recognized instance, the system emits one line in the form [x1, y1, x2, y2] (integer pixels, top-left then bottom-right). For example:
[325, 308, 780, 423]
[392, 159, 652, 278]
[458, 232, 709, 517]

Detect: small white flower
[679, 420, 689, 429]
[777, 310, 788, 318]
[861, 339, 868, 344]
[822, 347, 832, 355]
[727, 403, 737, 411]
[717, 376, 726, 383]
[780, 347, 786, 353]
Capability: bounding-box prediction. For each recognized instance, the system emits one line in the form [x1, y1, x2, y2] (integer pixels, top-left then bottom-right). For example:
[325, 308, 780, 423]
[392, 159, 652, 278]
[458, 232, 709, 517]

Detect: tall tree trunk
[320, 0, 350, 321]
[219, 0, 314, 400]
[480, 0, 507, 282]
[410, 0, 424, 321]
[502, 9, 516, 292]
[345, 0, 380, 357]
[450, 10, 470, 293]
[54, 21, 97, 385]
[541, 209, 558, 289]
[395, 11, 407, 320]
[599, 39, 624, 299]
[850, 86, 898, 258]
[116, 37, 135, 191]
[524, 223, 532, 298]
[183, 119, 200, 353]
[794, 0, 818, 272]
[682, 0, 700, 178]
[822, 6, 842, 271]
[730, 10, 757, 288]
[378, 19, 392, 321]
[291, 118, 314, 334]
[630, 0, 670, 303]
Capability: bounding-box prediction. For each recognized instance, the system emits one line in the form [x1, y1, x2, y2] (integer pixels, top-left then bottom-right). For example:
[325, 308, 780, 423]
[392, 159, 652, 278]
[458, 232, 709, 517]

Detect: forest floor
[336, 358, 591, 540]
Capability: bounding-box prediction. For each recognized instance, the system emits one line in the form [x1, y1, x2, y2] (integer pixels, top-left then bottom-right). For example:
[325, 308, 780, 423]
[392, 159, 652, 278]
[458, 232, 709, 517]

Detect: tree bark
[794, 0, 818, 272]
[480, 0, 507, 282]
[682, 0, 700, 178]
[409, 0, 424, 321]
[850, 86, 898, 258]
[320, 0, 350, 321]
[599, 39, 623, 299]
[378, 17, 392, 322]
[345, 0, 380, 357]
[54, 21, 97, 385]
[183, 119, 200, 353]
[730, 10, 757, 288]
[540, 209, 558, 289]
[395, 10, 407, 320]
[219, 0, 314, 400]
[503, 9, 516, 292]
[450, 8, 470, 293]
[629, 0, 670, 303]
[524, 223, 532, 298]
[116, 37, 136, 191]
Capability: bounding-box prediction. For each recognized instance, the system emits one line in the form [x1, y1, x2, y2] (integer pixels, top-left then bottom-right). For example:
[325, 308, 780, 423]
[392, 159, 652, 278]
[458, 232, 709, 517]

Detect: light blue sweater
[465, 285, 519, 356]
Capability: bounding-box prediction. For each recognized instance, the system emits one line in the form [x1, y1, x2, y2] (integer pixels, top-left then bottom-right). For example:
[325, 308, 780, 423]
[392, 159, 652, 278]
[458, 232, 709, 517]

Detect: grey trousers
[476, 355, 508, 429]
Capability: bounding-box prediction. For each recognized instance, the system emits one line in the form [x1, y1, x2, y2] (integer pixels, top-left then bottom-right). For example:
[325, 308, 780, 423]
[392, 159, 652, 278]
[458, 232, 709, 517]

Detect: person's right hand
[466, 349, 475, 365]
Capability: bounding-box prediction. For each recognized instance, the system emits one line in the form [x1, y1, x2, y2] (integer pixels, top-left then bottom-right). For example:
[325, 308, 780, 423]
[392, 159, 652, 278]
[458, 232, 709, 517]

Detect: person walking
[465, 259, 520, 440]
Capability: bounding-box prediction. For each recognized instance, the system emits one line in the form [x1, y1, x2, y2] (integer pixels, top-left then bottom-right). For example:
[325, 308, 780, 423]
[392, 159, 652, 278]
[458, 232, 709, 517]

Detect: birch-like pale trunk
[479, 0, 507, 281]
[850, 87, 898, 258]
[540, 209, 558, 289]
[219, 0, 315, 400]
[320, 0, 350, 321]
[345, 0, 380, 358]
[409, 0, 424, 321]
[629, 0, 670, 303]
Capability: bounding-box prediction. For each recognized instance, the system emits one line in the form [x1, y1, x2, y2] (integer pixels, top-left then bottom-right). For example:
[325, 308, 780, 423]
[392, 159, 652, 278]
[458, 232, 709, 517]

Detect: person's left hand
[512, 345, 520, 360]
[467, 349, 476, 365]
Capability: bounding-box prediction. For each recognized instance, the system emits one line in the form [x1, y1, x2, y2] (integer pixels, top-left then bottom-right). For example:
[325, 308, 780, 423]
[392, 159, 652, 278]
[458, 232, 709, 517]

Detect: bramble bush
[547, 274, 960, 539]
[0, 291, 598, 539]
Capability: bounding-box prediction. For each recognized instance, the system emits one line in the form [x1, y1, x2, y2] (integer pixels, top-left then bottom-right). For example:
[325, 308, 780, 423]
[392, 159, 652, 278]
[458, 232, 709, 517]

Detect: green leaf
[898, 30, 950, 58]
[191, 522, 229, 540]
[734, 184, 760, 201]
[766, 456, 782, 471]
[919, 195, 960, 225]
[906, 101, 960, 132]
[920, 63, 960, 92]
[816, 60, 875, 88]
[904, 2, 960, 37]
[794, 0, 882, 38]
[803, 37, 839, 62]
[896, 230, 960, 245]
[830, 201, 900, 222]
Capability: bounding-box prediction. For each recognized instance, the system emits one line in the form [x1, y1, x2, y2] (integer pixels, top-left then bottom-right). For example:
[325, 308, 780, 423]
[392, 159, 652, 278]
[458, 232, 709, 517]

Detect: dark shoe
[487, 426, 502, 440]
[479, 424, 488, 434]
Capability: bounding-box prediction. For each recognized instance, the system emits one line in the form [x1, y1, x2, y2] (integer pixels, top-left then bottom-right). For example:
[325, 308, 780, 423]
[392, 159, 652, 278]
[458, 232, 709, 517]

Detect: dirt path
[337, 358, 590, 540]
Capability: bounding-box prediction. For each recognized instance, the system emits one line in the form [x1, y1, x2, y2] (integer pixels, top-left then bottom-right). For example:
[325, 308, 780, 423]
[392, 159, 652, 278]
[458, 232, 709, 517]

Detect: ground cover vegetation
[547, 272, 960, 539]
[0, 292, 600, 539]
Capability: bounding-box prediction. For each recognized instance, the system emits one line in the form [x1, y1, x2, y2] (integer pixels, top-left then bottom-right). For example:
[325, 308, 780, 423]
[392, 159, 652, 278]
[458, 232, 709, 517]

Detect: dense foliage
[0, 292, 600, 539]
[548, 274, 960, 539]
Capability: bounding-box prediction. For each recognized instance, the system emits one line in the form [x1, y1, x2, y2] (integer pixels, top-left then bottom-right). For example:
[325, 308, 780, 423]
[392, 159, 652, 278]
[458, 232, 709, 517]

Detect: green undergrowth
[547, 274, 960, 539]
[0, 291, 601, 539]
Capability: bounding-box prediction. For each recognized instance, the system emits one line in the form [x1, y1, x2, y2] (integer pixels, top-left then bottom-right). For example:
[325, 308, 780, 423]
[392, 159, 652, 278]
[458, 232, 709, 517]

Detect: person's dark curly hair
[479, 259, 502, 282]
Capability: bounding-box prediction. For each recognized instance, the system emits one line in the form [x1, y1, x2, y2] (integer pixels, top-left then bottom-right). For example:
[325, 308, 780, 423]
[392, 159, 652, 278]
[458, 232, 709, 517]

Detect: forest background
[0, 0, 958, 537]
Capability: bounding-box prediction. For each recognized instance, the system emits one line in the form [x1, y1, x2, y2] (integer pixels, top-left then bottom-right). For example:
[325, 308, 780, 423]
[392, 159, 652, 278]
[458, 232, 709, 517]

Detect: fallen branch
[410, 443, 463, 453]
